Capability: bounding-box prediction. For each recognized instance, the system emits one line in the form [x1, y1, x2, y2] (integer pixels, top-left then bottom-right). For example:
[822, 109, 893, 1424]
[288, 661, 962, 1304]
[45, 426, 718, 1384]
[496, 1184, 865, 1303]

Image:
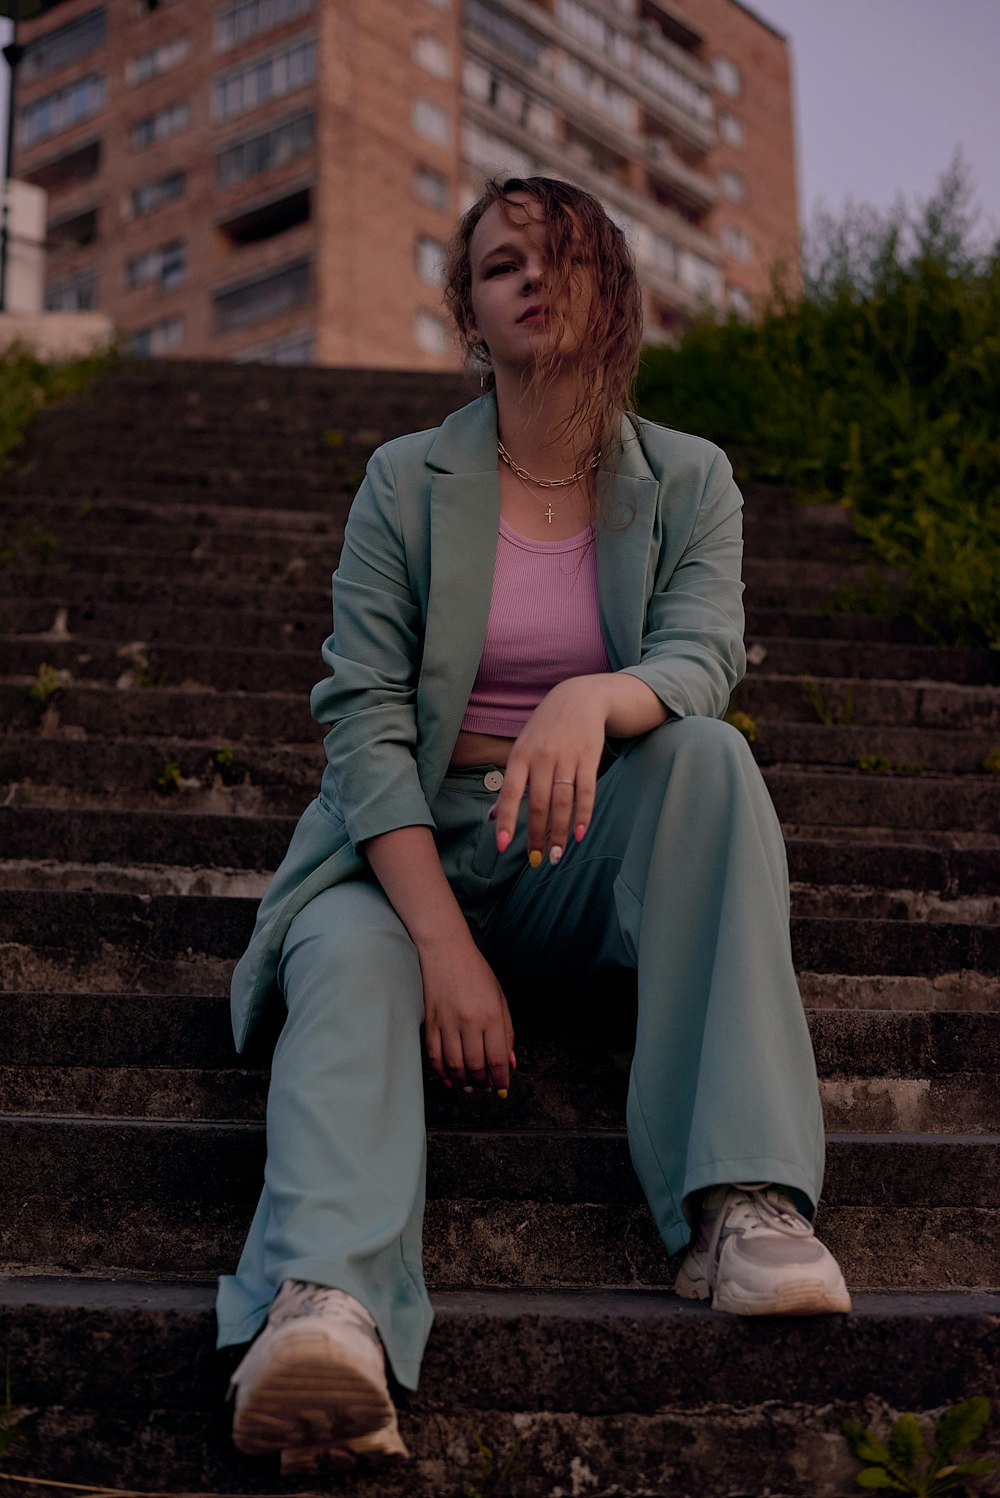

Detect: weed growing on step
[725, 708, 758, 743]
[213, 746, 239, 785]
[27, 663, 67, 704]
[462, 1430, 527, 1497]
[842, 1396, 997, 1494]
[801, 675, 855, 727]
[156, 760, 183, 793]
[983, 749, 1000, 775]
[857, 755, 928, 775]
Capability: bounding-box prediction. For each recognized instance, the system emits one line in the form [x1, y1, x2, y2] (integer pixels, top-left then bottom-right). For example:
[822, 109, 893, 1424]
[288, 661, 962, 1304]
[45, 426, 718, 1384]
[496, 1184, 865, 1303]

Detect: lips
[518, 304, 550, 323]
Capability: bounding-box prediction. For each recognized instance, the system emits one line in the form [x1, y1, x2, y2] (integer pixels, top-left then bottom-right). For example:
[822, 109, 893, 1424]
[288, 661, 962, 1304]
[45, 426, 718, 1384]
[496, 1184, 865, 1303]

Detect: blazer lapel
[417, 396, 501, 795]
[596, 417, 660, 669]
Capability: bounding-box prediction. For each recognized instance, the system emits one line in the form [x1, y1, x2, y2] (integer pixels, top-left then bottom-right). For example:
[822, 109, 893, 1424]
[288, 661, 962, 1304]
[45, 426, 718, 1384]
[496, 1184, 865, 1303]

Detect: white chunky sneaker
[674, 1183, 852, 1315]
[229, 1280, 410, 1470]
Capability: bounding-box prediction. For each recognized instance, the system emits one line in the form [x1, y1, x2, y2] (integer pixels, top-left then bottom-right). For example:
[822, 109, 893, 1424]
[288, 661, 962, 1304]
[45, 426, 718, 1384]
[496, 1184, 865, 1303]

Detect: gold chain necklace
[497, 439, 600, 490]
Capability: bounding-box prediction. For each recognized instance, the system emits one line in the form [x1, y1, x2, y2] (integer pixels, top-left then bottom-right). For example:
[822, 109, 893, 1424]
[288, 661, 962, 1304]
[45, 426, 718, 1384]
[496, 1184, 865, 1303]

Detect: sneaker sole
[231, 1325, 398, 1456]
[280, 1423, 411, 1476]
[711, 1278, 853, 1316]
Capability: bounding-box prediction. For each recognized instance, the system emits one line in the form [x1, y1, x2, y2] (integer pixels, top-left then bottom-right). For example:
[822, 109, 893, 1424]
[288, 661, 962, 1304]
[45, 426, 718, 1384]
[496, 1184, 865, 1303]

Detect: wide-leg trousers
[215, 716, 826, 1391]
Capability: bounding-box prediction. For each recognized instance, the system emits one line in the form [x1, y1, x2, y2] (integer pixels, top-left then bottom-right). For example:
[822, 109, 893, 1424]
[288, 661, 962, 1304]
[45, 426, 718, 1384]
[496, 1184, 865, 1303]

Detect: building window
[45, 269, 99, 311]
[213, 258, 312, 331]
[214, 36, 317, 122]
[131, 171, 186, 218]
[719, 112, 743, 148]
[48, 206, 99, 250]
[131, 100, 190, 148]
[728, 284, 751, 318]
[412, 33, 451, 79]
[133, 0, 183, 15]
[126, 239, 186, 291]
[721, 224, 751, 262]
[413, 97, 451, 146]
[713, 56, 741, 98]
[416, 235, 446, 287]
[557, 53, 634, 130]
[677, 248, 722, 304]
[720, 168, 746, 203]
[126, 36, 191, 86]
[465, 0, 545, 71]
[555, 0, 630, 68]
[21, 10, 106, 86]
[414, 166, 450, 211]
[128, 314, 184, 355]
[216, 110, 314, 188]
[20, 73, 106, 148]
[461, 122, 532, 178]
[234, 327, 315, 363]
[215, 0, 316, 52]
[414, 310, 449, 355]
[638, 48, 713, 123]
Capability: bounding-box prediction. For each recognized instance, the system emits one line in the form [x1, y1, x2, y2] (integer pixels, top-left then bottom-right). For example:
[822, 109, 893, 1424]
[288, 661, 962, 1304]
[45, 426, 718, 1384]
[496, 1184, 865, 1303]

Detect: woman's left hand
[492, 676, 609, 865]
[492, 673, 671, 863]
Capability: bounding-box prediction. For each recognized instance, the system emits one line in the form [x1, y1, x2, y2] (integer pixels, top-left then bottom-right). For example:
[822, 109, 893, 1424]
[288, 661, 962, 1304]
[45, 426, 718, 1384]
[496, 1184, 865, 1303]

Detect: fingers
[493, 756, 527, 854]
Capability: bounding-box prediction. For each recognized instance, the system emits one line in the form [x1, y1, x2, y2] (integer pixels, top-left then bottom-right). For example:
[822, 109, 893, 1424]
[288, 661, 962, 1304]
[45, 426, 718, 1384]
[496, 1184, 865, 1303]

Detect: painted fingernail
[549, 845, 563, 865]
[463, 1085, 474, 1094]
[497, 1089, 508, 1100]
[509, 1050, 517, 1070]
[528, 849, 543, 868]
[574, 822, 586, 842]
[497, 828, 512, 852]
[442, 1078, 454, 1089]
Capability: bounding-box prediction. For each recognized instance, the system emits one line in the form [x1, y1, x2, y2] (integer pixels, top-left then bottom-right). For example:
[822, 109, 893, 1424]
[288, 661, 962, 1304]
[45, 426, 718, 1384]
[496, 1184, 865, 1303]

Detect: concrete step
[1, 890, 997, 990]
[2, 807, 998, 903]
[1, 1278, 996, 1497]
[2, 1116, 997, 1290]
[6, 595, 995, 683]
[2, 992, 996, 1134]
[5, 681, 998, 775]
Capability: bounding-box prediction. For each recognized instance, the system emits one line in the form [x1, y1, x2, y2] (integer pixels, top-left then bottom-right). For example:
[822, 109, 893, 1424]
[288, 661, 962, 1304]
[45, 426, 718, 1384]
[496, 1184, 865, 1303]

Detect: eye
[485, 261, 517, 277]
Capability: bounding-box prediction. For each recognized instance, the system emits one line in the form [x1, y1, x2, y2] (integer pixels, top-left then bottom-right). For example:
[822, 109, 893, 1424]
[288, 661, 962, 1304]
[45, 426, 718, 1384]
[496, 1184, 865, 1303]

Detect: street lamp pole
[1, 1, 50, 313]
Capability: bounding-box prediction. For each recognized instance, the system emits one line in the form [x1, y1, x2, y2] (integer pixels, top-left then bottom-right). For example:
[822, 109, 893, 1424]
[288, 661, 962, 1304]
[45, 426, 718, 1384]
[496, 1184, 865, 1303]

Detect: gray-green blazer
[229, 394, 746, 1051]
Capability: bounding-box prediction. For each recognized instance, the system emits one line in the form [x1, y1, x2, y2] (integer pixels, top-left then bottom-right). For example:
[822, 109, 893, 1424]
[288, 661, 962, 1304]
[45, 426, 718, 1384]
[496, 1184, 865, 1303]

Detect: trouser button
[483, 769, 504, 791]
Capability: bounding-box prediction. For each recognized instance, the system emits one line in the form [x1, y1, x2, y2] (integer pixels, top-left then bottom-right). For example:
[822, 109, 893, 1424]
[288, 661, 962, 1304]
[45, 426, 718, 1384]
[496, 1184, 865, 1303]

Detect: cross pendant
[545, 502, 555, 524]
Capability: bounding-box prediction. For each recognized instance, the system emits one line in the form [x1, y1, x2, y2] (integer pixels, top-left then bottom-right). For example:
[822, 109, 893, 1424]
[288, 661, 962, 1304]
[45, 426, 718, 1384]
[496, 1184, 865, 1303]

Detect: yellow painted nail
[497, 1089, 508, 1099]
[528, 849, 542, 868]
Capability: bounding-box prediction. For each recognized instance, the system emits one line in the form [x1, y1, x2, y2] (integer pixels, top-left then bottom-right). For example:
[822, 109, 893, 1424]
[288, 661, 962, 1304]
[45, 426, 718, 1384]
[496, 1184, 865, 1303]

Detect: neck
[492, 365, 599, 479]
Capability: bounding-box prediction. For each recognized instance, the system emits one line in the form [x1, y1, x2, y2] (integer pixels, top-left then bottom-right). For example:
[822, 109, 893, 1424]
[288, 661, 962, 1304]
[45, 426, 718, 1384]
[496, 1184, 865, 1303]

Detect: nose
[521, 255, 546, 293]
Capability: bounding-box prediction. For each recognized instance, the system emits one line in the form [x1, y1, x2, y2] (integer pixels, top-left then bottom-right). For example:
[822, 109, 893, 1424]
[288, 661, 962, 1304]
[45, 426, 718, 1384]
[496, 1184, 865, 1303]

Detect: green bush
[635, 156, 1000, 649]
[0, 339, 121, 476]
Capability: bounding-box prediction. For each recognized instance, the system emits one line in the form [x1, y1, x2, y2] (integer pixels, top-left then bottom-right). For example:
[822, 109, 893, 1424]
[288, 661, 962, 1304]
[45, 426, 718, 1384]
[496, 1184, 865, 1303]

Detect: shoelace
[271, 1280, 376, 1334]
[704, 1186, 812, 1275]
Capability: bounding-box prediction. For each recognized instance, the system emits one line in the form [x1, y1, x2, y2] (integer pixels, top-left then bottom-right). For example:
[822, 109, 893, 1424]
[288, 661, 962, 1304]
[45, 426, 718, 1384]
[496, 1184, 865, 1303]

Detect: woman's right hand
[419, 934, 514, 1093]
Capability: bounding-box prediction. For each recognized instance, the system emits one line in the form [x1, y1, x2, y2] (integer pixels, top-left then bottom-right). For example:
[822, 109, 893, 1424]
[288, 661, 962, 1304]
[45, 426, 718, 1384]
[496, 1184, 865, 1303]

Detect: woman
[217, 176, 850, 1477]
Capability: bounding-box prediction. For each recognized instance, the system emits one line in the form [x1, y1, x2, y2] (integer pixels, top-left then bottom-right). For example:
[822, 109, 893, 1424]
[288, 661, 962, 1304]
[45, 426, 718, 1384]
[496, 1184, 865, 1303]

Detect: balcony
[465, 0, 715, 155]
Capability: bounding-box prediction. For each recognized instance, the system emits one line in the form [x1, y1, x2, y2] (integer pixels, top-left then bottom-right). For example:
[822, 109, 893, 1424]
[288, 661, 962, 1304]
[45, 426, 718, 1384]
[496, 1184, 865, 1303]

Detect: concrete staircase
[1, 359, 997, 1497]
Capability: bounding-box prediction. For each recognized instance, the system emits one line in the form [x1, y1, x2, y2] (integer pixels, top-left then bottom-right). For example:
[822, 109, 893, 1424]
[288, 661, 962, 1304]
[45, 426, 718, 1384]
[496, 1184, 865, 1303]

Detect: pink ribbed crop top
[459, 516, 612, 737]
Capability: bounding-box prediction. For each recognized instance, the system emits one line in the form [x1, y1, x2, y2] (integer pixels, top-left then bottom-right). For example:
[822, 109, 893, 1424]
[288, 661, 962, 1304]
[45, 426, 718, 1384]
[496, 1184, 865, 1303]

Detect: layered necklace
[497, 438, 601, 524]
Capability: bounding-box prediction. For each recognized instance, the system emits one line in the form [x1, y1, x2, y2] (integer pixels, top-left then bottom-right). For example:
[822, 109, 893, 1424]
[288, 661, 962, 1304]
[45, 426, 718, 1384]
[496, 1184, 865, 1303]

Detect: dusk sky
[2, 2, 998, 242]
[752, 0, 1000, 242]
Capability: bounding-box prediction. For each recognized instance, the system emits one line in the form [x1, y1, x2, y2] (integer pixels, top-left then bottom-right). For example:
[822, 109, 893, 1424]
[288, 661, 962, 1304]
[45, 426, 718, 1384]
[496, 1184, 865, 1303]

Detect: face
[465, 194, 594, 373]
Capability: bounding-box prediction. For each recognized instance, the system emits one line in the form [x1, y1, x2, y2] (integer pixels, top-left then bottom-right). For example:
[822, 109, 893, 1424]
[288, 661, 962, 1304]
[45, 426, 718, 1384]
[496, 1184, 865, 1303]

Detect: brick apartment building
[8, 0, 799, 368]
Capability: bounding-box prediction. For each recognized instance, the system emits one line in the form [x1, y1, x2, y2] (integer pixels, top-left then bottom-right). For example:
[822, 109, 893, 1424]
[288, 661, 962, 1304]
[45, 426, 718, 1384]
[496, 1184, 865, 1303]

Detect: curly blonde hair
[442, 175, 644, 476]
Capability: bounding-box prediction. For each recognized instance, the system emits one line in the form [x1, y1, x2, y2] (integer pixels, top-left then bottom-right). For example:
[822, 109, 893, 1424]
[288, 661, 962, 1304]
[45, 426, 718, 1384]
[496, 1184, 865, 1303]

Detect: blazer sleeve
[309, 445, 436, 851]
[619, 447, 746, 720]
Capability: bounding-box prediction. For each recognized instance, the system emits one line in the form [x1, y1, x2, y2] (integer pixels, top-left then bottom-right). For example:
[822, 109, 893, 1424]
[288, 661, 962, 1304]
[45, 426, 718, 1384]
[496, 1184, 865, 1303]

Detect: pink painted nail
[574, 822, 586, 842]
[497, 828, 512, 852]
[442, 1078, 454, 1089]
[509, 1050, 517, 1071]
